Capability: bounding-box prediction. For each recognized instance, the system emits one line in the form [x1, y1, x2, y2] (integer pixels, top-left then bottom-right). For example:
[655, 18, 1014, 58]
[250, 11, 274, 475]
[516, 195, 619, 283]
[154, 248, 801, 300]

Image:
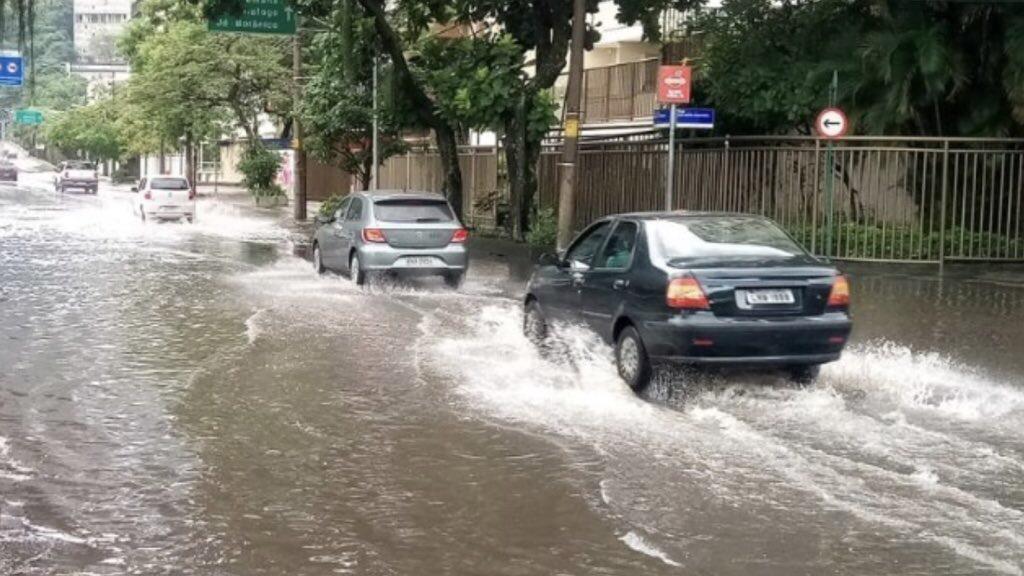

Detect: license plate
[745, 289, 795, 305]
[400, 256, 439, 267]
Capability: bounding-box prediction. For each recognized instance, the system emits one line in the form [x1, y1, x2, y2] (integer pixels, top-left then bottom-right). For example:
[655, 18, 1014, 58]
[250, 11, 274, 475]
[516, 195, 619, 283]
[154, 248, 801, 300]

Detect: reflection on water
[1, 184, 1023, 575]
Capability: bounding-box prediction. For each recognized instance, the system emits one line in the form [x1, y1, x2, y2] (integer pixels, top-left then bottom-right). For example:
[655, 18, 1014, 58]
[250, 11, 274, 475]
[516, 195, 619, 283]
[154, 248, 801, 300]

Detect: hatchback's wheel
[312, 244, 325, 275]
[787, 364, 821, 385]
[616, 325, 652, 392]
[350, 252, 366, 286]
[523, 300, 548, 346]
[443, 271, 464, 289]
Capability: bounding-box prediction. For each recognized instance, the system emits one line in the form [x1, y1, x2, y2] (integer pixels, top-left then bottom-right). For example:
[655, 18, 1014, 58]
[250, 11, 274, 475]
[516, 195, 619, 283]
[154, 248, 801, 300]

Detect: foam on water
[619, 531, 682, 567]
[425, 303, 1024, 574]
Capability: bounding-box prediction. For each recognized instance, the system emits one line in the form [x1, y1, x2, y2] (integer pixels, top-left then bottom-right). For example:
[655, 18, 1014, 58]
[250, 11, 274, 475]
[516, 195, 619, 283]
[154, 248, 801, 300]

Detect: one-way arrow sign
[815, 107, 848, 139]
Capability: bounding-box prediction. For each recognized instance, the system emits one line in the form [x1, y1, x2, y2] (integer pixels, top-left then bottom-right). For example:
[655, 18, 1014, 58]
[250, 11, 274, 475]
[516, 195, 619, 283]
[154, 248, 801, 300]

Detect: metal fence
[538, 136, 1024, 263]
[375, 136, 1024, 264]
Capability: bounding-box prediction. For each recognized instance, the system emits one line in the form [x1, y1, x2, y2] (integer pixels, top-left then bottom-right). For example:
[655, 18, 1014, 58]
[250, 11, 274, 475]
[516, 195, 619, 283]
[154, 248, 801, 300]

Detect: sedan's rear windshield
[374, 199, 454, 223]
[151, 178, 190, 190]
[648, 216, 807, 263]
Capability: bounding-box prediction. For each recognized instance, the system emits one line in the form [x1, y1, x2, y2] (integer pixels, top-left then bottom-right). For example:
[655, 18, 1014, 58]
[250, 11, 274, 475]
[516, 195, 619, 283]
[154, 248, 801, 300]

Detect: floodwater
[1, 177, 1023, 575]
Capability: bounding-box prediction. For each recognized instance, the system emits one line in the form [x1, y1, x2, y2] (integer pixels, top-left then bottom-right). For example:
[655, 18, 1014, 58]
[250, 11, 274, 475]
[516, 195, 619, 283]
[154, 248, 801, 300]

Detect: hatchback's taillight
[362, 228, 387, 243]
[143, 190, 152, 200]
[827, 275, 850, 307]
[188, 188, 196, 200]
[667, 277, 710, 310]
[451, 228, 468, 243]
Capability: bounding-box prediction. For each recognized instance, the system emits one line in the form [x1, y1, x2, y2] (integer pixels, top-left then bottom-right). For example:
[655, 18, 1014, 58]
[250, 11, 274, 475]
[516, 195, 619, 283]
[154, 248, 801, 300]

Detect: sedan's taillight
[667, 277, 710, 310]
[827, 275, 850, 308]
[62, 171, 69, 178]
[143, 190, 152, 200]
[450, 228, 469, 243]
[362, 228, 387, 243]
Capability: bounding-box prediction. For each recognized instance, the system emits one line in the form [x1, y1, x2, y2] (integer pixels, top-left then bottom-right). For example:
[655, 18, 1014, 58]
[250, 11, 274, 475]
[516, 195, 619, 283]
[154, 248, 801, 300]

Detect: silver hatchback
[312, 191, 469, 287]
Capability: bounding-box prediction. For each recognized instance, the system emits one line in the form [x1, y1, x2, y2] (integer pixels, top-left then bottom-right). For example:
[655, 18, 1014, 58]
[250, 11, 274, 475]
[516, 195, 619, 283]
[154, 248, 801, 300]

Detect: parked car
[311, 190, 469, 287]
[0, 159, 17, 183]
[55, 161, 99, 194]
[523, 212, 852, 391]
[133, 176, 196, 223]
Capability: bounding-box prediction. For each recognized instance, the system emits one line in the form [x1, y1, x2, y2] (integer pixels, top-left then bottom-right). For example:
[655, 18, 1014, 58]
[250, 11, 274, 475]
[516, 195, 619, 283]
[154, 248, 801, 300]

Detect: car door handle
[613, 279, 629, 290]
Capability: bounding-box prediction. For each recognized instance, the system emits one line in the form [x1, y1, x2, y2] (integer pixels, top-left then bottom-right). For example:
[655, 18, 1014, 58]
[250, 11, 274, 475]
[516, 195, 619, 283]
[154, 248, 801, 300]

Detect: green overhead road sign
[15, 109, 42, 125]
[208, 0, 296, 35]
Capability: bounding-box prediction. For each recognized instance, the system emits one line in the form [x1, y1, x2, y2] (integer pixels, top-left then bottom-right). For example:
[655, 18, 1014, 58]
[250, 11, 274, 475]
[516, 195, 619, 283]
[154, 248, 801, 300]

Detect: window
[565, 221, 612, 269]
[150, 178, 189, 190]
[345, 198, 363, 221]
[648, 216, 807, 264]
[333, 198, 351, 221]
[595, 221, 638, 269]
[373, 199, 453, 223]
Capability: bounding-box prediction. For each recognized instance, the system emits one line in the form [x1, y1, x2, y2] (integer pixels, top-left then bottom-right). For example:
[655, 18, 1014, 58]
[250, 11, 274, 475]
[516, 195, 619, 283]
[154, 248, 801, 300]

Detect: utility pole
[372, 51, 379, 189]
[555, 0, 586, 252]
[292, 17, 307, 221]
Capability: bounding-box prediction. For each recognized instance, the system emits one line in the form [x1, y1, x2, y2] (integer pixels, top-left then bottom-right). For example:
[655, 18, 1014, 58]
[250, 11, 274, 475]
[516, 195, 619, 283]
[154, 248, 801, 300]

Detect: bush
[319, 193, 347, 217]
[238, 145, 281, 196]
[526, 207, 558, 250]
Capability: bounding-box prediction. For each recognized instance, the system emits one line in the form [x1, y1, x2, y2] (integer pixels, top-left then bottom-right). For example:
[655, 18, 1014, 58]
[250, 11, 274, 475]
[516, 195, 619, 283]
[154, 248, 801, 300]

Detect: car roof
[608, 210, 770, 221]
[358, 189, 448, 202]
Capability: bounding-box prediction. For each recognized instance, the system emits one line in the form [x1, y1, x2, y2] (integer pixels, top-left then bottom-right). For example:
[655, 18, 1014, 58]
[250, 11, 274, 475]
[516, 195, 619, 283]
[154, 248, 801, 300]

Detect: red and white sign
[815, 107, 848, 139]
[657, 65, 692, 104]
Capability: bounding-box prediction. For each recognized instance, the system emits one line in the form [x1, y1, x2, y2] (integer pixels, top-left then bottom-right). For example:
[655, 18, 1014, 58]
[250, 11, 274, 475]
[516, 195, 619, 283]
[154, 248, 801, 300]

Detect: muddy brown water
[2, 182, 1023, 575]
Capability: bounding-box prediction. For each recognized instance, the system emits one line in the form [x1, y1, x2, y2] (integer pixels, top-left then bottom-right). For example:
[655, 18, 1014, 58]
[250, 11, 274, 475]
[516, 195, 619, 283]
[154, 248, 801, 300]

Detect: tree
[300, 0, 407, 189]
[119, 0, 291, 182]
[45, 97, 125, 160]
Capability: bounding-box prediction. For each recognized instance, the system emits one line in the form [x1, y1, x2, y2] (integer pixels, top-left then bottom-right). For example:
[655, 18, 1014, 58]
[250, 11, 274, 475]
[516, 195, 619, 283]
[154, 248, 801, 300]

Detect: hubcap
[619, 336, 639, 381]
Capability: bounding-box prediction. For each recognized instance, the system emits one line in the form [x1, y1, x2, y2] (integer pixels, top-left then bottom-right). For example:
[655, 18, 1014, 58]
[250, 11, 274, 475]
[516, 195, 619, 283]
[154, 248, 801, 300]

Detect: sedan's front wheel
[616, 325, 652, 392]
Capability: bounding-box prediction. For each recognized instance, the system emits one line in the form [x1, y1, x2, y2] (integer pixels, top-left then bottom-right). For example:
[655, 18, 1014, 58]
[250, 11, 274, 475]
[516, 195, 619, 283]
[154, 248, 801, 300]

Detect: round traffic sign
[6, 62, 17, 74]
[815, 107, 848, 139]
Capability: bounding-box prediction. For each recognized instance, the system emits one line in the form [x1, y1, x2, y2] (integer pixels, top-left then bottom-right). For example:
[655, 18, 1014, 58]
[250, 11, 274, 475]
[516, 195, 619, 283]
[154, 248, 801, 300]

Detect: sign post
[657, 65, 692, 211]
[814, 73, 846, 258]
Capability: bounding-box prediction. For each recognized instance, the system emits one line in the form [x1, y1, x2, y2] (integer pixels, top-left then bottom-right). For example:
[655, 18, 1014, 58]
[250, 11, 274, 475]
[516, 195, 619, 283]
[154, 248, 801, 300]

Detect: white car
[133, 176, 196, 223]
[55, 160, 99, 194]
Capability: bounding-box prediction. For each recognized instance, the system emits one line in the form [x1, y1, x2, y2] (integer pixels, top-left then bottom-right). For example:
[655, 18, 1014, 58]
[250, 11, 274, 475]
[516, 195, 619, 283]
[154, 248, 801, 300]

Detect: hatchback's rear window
[67, 161, 94, 170]
[374, 199, 453, 223]
[649, 216, 807, 263]
[151, 178, 189, 190]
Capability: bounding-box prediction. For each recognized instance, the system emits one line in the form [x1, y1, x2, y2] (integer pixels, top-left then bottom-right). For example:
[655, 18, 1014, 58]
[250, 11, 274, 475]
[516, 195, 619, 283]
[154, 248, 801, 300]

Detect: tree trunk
[435, 123, 463, 219]
[505, 93, 542, 241]
[184, 133, 195, 188]
[360, 154, 372, 190]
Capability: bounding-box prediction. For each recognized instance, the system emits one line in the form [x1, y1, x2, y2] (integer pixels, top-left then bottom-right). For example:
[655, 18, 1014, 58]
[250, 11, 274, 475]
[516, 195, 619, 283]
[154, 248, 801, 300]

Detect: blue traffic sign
[0, 55, 23, 87]
[654, 107, 715, 130]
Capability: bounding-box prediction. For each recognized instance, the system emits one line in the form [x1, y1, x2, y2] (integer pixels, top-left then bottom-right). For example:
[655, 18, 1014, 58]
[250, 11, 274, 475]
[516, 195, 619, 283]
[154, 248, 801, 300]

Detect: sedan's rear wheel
[616, 325, 652, 392]
[312, 244, 325, 275]
[787, 364, 821, 385]
[350, 252, 366, 286]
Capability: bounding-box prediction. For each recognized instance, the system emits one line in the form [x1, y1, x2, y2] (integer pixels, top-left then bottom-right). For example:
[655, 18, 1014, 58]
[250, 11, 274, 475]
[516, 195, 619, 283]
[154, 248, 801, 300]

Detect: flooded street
[2, 179, 1023, 575]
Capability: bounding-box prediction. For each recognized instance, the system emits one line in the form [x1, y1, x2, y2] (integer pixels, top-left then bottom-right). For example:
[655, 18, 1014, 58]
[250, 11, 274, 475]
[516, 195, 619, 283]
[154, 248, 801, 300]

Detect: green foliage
[525, 207, 558, 250]
[45, 97, 125, 160]
[301, 1, 407, 188]
[318, 193, 348, 217]
[238, 144, 282, 196]
[788, 222, 1024, 260]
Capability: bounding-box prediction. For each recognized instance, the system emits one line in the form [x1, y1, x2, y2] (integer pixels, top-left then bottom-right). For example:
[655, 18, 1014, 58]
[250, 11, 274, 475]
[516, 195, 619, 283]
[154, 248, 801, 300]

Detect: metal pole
[555, 0, 586, 251]
[372, 52, 379, 189]
[667, 102, 677, 211]
[939, 139, 949, 273]
[824, 70, 838, 258]
[292, 18, 307, 221]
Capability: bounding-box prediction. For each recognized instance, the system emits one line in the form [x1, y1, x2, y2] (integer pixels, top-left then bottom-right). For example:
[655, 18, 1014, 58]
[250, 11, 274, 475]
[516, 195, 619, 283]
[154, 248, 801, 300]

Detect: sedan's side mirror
[130, 186, 138, 193]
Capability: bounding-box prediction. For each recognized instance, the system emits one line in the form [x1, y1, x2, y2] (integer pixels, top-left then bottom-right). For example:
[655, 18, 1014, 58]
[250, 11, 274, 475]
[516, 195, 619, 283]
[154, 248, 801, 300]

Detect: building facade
[71, 0, 133, 100]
